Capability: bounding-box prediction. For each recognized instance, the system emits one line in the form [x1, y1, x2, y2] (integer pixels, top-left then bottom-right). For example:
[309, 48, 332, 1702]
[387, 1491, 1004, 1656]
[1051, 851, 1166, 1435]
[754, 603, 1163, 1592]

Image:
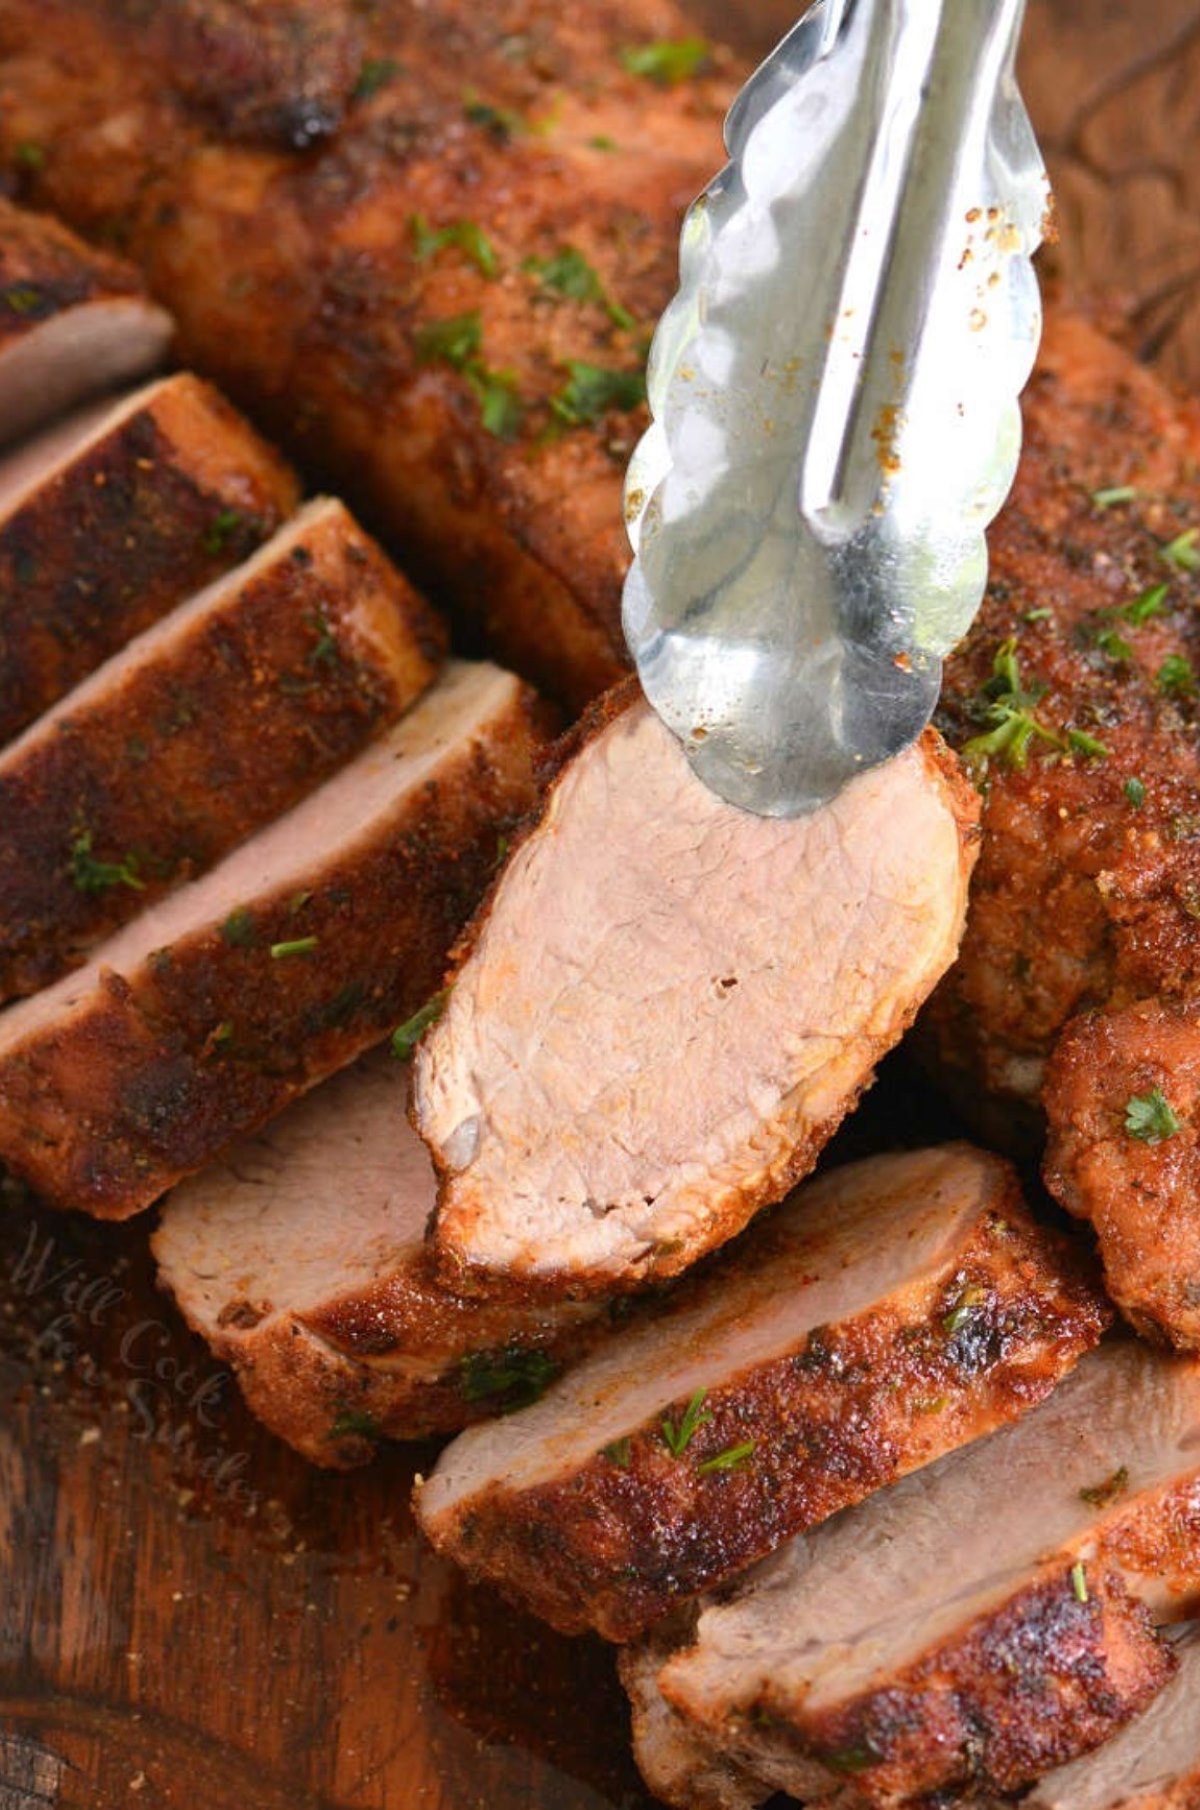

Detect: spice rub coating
[0, 372, 300, 746]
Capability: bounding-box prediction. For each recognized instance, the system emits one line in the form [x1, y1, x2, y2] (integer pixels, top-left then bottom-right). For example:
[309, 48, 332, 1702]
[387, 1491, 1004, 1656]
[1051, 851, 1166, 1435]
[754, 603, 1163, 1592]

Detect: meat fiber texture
[0, 195, 172, 445]
[154, 1052, 612, 1469]
[641, 1342, 1200, 1809]
[0, 371, 300, 745]
[415, 689, 979, 1300]
[0, 0, 741, 707]
[416, 1144, 1108, 1641]
[0, 661, 541, 1219]
[0, 496, 443, 1000]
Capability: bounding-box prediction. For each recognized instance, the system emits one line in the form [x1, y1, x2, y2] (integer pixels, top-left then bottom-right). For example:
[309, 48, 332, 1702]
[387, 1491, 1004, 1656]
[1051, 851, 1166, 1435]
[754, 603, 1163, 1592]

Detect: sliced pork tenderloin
[415, 690, 979, 1301]
[0, 495, 443, 1000]
[1044, 1000, 1200, 1350]
[0, 661, 541, 1220]
[1026, 1625, 1200, 1810]
[154, 1052, 609, 1469]
[621, 1632, 761, 1810]
[0, 196, 172, 445]
[417, 1145, 1106, 1640]
[0, 371, 299, 745]
[650, 1341, 1200, 1809]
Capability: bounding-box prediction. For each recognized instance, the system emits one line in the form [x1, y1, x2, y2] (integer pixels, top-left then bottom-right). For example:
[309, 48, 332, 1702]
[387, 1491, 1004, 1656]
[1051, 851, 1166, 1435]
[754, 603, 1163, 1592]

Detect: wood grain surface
[1, 5, 1196, 1808]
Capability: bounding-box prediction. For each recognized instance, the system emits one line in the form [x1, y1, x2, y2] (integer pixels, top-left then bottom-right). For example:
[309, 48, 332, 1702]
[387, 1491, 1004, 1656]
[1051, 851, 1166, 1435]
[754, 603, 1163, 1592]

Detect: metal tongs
[623, 0, 1050, 816]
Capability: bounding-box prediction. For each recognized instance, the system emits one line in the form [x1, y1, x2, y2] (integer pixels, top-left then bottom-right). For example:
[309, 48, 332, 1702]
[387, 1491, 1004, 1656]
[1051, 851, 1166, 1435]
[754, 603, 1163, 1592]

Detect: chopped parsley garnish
[1079, 1465, 1129, 1508]
[1096, 627, 1132, 664]
[1160, 527, 1200, 573]
[354, 57, 401, 102]
[14, 141, 45, 170]
[415, 309, 524, 439]
[523, 246, 634, 330]
[306, 608, 340, 668]
[460, 1344, 558, 1409]
[269, 936, 318, 960]
[661, 1388, 711, 1457]
[328, 1409, 383, 1441]
[588, 134, 619, 152]
[1124, 777, 1147, 809]
[466, 364, 524, 440]
[1071, 1560, 1089, 1604]
[391, 989, 450, 1060]
[824, 1742, 880, 1778]
[1157, 653, 1195, 698]
[602, 1437, 632, 1468]
[462, 95, 524, 141]
[220, 906, 256, 948]
[1, 284, 42, 316]
[1066, 729, 1110, 761]
[551, 359, 647, 427]
[1124, 582, 1170, 625]
[943, 1285, 986, 1336]
[411, 214, 498, 279]
[203, 508, 245, 556]
[620, 37, 710, 85]
[415, 310, 483, 371]
[962, 638, 1062, 773]
[1091, 484, 1138, 509]
[69, 830, 145, 896]
[1125, 1087, 1181, 1144]
[696, 1440, 755, 1476]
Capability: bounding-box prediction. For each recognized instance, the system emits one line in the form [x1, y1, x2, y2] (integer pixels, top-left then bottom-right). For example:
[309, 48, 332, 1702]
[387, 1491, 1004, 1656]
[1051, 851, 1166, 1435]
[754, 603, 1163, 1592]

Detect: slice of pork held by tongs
[415, 691, 980, 1300]
[647, 1342, 1200, 1810]
[416, 1144, 1108, 1641]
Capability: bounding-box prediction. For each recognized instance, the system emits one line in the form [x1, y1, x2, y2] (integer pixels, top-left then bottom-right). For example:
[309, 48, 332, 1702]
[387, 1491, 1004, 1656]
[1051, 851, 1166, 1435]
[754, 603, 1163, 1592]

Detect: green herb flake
[1079, 1465, 1129, 1509]
[220, 906, 256, 949]
[460, 1344, 558, 1410]
[824, 1742, 880, 1778]
[391, 988, 450, 1060]
[620, 37, 710, 85]
[602, 1437, 632, 1468]
[551, 359, 647, 428]
[354, 58, 401, 102]
[1067, 728, 1110, 761]
[1096, 628, 1133, 664]
[588, 134, 619, 151]
[411, 214, 498, 279]
[466, 364, 524, 440]
[328, 1408, 383, 1442]
[962, 637, 1063, 774]
[69, 830, 145, 896]
[269, 936, 319, 960]
[523, 246, 634, 329]
[1071, 1560, 1089, 1604]
[1124, 777, 1147, 809]
[1092, 485, 1138, 510]
[14, 141, 46, 171]
[2, 284, 43, 316]
[305, 608, 341, 669]
[414, 309, 483, 372]
[1023, 607, 1053, 623]
[696, 1440, 755, 1476]
[1160, 528, 1200, 573]
[1124, 582, 1170, 625]
[203, 508, 244, 557]
[1157, 653, 1196, 698]
[661, 1388, 711, 1458]
[463, 95, 525, 142]
[943, 1285, 987, 1336]
[1125, 1087, 1181, 1144]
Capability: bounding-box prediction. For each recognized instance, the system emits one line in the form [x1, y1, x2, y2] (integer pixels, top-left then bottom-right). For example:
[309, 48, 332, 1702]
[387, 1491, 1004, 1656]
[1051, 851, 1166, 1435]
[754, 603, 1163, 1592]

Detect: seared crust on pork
[0, 195, 172, 445]
[0, 0, 736, 705]
[0, 497, 443, 999]
[416, 1146, 1107, 1640]
[0, 663, 541, 1218]
[0, 372, 300, 745]
[416, 694, 979, 1300]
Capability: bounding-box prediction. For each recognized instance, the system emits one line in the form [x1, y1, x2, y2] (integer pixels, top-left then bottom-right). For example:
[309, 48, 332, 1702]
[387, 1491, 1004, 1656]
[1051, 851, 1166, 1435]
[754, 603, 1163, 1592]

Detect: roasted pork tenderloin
[642, 1342, 1200, 1810]
[415, 692, 979, 1301]
[154, 1052, 609, 1468]
[0, 196, 172, 445]
[0, 661, 541, 1219]
[0, 496, 443, 999]
[1024, 1625, 1200, 1810]
[621, 1631, 760, 1810]
[0, 0, 737, 705]
[417, 1144, 1106, 1641]
[0, 371, 299, 745]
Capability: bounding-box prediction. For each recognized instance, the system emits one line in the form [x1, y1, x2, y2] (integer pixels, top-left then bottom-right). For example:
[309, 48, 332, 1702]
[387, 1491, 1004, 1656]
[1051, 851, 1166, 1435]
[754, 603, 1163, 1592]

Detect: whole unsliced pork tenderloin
[417, 1144, 1107, 1640]
[0, 496, 443, 999]
[0, 195, 172, 446]
[642, 1342, 1200, 1809]
[0, 662, 540, 1219]
[415, 691, 979, 1300]
[154, 1052, 609, 1468]
[0, 371, 299, 746]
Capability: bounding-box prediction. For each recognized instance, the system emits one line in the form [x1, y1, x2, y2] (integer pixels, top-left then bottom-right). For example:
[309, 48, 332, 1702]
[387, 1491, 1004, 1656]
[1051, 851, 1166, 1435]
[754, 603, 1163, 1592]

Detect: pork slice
[0, 371, 300, 744]
[620, 1633, 762, 1810]
[0, 197, 172, 445]
[0, 495, 443, 1000]
[1027, 1626, 1200, 1810]
[417, 1144, 1107, 1640]
[653, 1342, 1200, 1808]
[0, 661, 541, 1219]
[1043, 1000, 1200, 1351]
[415, 693, 980, 1300]
[153, 1052, 608, 1469]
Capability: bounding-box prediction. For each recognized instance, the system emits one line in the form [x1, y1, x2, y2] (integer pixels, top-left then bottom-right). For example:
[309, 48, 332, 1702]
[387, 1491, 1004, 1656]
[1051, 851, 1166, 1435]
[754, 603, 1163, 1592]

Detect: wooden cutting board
[2, 4, 1197, 1807]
